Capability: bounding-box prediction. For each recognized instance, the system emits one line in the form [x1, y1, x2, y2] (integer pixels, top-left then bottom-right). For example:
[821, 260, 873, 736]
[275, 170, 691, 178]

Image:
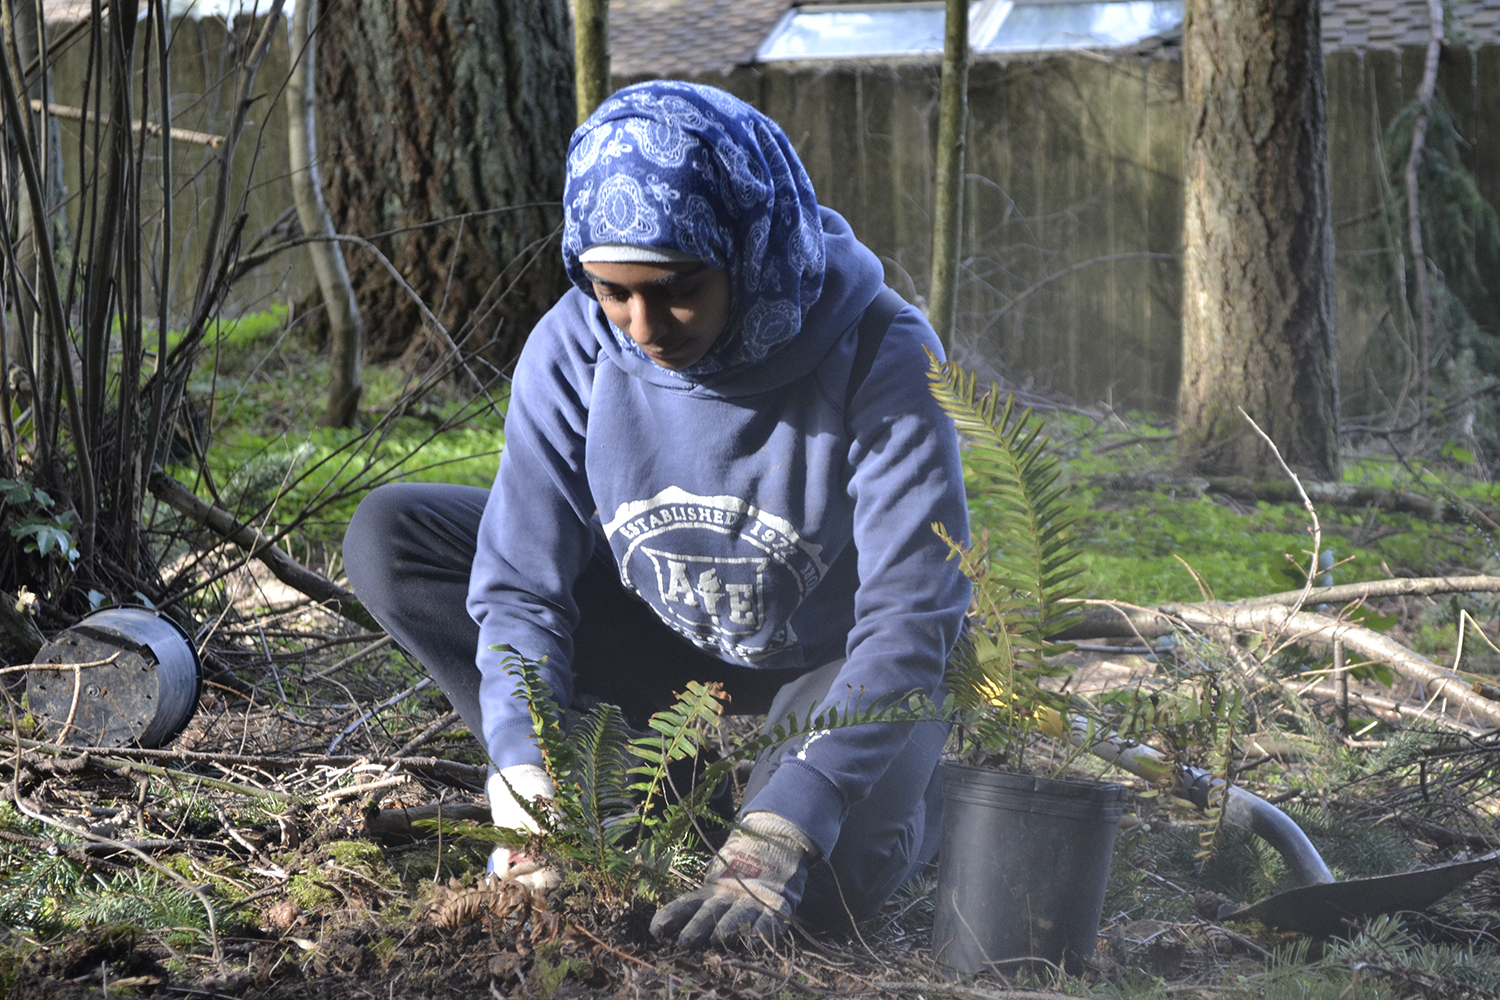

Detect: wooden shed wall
[657, 45, 1500, 416]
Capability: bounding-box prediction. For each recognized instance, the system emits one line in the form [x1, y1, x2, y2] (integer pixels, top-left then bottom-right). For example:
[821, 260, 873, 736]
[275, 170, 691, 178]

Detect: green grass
[993, 412, 1500, 607]
[194, 308, 1499, 616]
[187, 305, 505, 548]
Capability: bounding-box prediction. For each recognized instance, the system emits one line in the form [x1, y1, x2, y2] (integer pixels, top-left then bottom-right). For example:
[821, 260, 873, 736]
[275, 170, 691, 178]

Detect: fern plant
[430, 648, 938, 903]
[926, 352, 1086, 767]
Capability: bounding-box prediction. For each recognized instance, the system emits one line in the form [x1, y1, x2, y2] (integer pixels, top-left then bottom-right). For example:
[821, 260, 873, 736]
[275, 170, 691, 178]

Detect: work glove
[650, 811, 814, 949]
[486, 764, 561, 891]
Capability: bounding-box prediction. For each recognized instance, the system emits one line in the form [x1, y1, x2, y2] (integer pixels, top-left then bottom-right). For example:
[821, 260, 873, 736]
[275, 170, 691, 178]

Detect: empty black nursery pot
[932, 762, 1126, 976]
[27, 608, 202, 748]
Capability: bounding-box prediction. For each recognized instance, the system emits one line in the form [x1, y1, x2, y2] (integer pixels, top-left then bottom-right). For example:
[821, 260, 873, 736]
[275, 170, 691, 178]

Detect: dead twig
[148, 470, 380, 632]
[20, 97, 224, 146]
[1303, 683, 1484, 736]
[871, 980, 1069, 1000]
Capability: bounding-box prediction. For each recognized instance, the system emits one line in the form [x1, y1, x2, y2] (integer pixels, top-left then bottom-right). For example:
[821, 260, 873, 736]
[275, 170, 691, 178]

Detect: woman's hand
[486, 764, 562, 891]
[650, 812, 814, 949]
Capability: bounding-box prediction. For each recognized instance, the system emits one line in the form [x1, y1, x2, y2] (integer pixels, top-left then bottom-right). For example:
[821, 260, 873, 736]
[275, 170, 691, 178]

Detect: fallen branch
[2, 735, 291, 801]
[1234, 574, 1500, 609]
[365, 800, 489, 840]
[1057, 574, 1500, 640]
[1171, 604, 1500, 729]
[1090, 473, 1496, 525]
[17, 741, 489, 790]
[148, 470, 380, 632]
[1302, 683, 1485, 736]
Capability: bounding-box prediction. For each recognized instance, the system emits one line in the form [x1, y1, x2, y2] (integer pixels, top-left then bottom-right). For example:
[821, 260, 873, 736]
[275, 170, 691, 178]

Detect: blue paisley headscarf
[562, 81, 826, 377]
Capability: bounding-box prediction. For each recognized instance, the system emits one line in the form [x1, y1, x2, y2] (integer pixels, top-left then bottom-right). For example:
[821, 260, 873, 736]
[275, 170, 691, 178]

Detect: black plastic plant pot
[932, 762, 1127, 976]
[26, 608, 202, 748]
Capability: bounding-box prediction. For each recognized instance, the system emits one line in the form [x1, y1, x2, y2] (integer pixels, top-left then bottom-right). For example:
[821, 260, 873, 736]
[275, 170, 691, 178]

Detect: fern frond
[494, 646, 577, 778]
[927, 352, 1087, 760]
[569, 702, 637, 886]
[926, 354, 1084, 650]
[627, 681, 727, 822]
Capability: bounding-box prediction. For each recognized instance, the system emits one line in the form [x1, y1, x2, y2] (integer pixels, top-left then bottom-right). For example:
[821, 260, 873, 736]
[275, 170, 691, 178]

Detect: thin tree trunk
[1402, 0, 1444, 413]
[927, 0, 967, 351]
[288, 0, 364, 428]
[1, 0, 66, 472]
[317, 2, 573, 371]
[572, 0, 609, 125]
[1178, 0, 1340, 479]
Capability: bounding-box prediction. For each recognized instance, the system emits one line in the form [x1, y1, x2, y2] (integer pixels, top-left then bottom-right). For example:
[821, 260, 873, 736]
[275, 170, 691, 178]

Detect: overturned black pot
[26, 608, 201, 748]
[932, 762, 1126, 976]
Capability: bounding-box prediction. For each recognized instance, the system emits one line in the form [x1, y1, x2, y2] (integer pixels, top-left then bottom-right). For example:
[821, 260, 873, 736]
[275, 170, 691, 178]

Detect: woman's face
[583, 261, 731, 370]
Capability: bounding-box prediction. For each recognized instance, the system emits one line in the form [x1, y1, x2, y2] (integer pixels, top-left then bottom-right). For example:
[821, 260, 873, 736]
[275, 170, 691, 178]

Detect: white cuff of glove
[487, 764, 560, 890]
[486, 764, 555, 832]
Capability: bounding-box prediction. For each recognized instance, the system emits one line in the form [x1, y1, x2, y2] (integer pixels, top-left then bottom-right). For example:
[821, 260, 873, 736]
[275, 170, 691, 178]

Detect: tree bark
[572, 0, 609, 125]
[1178, 0, 1339, 479]
[926, 0, 968, 351]
[287, 0, 364, 427]
[317, 2, 574, 370]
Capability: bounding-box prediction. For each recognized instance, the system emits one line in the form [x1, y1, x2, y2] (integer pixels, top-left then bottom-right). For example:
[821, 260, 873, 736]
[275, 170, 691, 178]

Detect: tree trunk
[1178, 0, 1339, 479]
[287, 0, 364, 427]
[572, 0, 609, 125]
[927, 0, 968, 351]
[316, 2, 574, 371]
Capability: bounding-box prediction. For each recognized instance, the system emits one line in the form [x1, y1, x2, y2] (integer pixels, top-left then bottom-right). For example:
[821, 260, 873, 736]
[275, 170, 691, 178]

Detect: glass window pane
[982, 1, 1183, 52]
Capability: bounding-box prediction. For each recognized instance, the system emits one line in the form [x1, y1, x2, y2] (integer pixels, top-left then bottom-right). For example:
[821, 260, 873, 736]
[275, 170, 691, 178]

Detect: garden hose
[1036, 707, 1335, 888]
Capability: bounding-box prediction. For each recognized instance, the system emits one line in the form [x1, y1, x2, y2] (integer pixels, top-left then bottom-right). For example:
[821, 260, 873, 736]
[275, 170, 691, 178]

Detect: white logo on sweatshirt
[602, 487, 827, 662]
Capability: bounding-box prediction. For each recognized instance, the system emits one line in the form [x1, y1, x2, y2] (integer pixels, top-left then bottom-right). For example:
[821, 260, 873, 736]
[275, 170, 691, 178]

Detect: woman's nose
[625, 295, 667, 344]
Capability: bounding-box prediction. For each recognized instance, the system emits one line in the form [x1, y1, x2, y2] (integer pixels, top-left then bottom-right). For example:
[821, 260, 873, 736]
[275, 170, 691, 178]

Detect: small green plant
[0, 477, 79, 568]
[429, 649, 930, 904]
[925, 354, 1086, 767]
[927, 357, 1249, 858]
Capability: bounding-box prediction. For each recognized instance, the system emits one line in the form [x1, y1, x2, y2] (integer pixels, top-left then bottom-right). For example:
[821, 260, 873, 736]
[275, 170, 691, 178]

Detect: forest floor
[4, 326, 1500, 999]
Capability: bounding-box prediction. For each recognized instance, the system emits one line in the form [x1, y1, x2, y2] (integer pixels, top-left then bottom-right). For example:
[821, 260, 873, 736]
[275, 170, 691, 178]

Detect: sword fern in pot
[926, 353, 1087, 770]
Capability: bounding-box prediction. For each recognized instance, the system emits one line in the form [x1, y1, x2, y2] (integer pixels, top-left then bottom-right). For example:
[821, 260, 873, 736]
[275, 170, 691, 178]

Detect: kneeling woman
[344, 81, 969, 948]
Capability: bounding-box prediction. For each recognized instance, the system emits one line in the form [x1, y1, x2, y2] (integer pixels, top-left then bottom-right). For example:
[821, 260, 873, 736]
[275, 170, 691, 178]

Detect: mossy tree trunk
[317, 2, 574, 371]
[927, 0, 968, 351]
[1178, 0, 1340, 479]
[572, 0, 609, 125]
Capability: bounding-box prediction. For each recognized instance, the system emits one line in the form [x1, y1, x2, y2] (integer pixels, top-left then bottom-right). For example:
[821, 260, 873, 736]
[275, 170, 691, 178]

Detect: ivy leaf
[11, 520, 79, 564]
[1441, 441, 1476, 464]
[0, 478, 51, 508]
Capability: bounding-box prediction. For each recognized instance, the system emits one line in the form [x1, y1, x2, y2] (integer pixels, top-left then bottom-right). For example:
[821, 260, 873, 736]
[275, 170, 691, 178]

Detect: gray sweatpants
[343, 481, 945, 929]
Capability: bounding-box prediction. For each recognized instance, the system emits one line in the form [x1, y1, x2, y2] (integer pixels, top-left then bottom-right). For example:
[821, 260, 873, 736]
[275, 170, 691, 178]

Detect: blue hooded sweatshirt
[466, 82, 970, 858]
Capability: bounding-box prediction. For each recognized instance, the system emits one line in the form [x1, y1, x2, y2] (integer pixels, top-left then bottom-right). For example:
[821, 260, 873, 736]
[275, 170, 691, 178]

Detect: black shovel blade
[1221, 852, 1500, 936]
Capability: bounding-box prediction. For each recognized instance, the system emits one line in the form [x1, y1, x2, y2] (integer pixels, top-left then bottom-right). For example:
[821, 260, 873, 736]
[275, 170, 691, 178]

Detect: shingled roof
[1325, 0, 1500, 48]
[611, 0, 1500, 78]
[610, 0, 790, 77]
